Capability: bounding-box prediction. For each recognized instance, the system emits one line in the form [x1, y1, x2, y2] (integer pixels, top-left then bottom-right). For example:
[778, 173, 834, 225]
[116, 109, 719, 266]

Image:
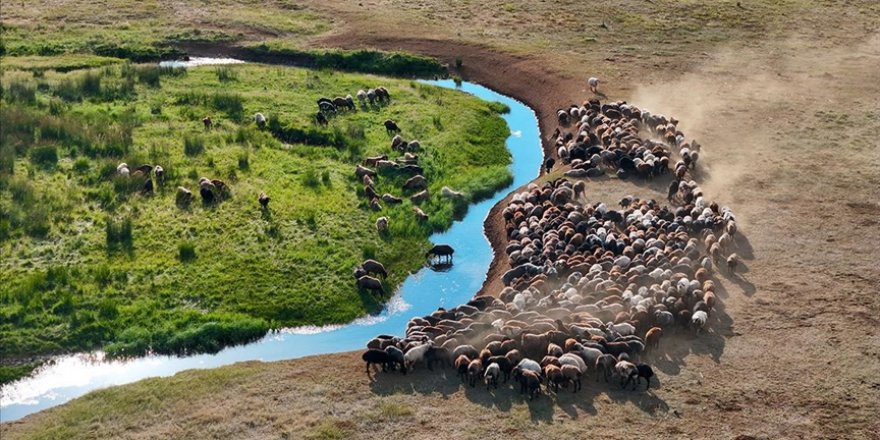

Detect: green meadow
[0, 60, 511, 382]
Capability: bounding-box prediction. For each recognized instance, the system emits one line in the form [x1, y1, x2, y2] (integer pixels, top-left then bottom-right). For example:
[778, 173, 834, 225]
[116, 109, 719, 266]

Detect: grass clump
[183, 134, 206, 156]
[178, 241, 196, 262]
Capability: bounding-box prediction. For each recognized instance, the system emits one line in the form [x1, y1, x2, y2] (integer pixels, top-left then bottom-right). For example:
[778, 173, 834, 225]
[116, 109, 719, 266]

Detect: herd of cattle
[363, 95, 741, 401]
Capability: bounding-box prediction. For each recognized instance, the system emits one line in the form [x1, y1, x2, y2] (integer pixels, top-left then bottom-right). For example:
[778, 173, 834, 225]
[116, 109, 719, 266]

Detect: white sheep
[404, 343, 433, 370]
[484, 362, 501, 389]
[692, 310, 708, 334]
[588, 77, 600, 93]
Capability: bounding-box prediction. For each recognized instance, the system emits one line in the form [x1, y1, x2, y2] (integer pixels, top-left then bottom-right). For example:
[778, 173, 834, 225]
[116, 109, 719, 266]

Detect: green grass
[245, 43, 448, 77]
[0, 62, 510, 382]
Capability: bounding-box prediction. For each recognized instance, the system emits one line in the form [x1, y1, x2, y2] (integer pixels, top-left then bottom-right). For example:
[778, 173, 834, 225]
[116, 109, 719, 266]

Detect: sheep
[544, 364, 566, 392]
[202, 116, 212, 130]
[545, 157, 556, 173]
[467, 359, 484, 387]
[453, 344, 479, 361]
[727, 253, 740, 274]
[558, 353, 587, 374]
[410, 190, 429, 204]
[315, 111, 328, 126]
[624, 363, 655, 390]
[154, 165, 165, 184]
[116, 162, 130, 177]
[404, 342, 432, 370]
[615, 360, 637, 387]
[362, 259, 387, 279]
[454, 355, 471, 382]
[595, 354, 617, 382]
[384, 346, 407, 374]
[588, 77, 600, 93]
[403, 175, 427, 190]
[370, 198, 382, 211]
[355, 165, 377, 178]
[356, 89, 367, 106]
[176, 186, 194, 206]
[561, 364, 583, 392]
[487, 355, 513, 382]
[413, 207, 429, 222]
[356, 276, 384, 295]
[384, 119, 400, 134]
[515, 358, 542, 376]
[254, 113, 266, 128]
[363, 155, 388, 167]
[381, 193, 402, 204]
[513, 368, 542, 400]
[258, 192, 270, 209]
[692, 310, 708, 334]
[362, 349, 393, 374]
[366, 89, 377, 104]
[547, 343, 563, 357]
[440, 186, 464, 199]
[376, 216, 388, 233]
[484, 362, 501, 389]
[645, 327, 663, 351]
[521, 333, 551, 359]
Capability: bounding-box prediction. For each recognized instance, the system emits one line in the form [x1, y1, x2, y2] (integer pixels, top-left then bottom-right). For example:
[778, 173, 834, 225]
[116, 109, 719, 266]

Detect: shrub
[136, 65, 162, 88]
[178, 241, 196, 262]
[237, 151, 249, 170]
[183, 134, 205, 156]
[301, 169, 320, 188]
[105, 216, 133, 250]
[321, 170, 331, 186]
[4, 80, 36, 105]
[210, 93, 244, 121]
[30, 145, 58, 168]
[216, 66, 238, 82]
[245, 45, 448, 77]
[73, 157, 90, 173]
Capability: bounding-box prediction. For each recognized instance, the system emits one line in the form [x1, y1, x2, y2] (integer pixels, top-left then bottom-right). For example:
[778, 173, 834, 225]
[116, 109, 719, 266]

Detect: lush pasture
[0, 61, 511, 381]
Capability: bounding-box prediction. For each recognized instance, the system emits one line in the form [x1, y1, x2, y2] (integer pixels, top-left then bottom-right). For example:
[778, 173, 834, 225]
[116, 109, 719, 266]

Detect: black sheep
[624, 363, 655, 390]
[362, 349, 393, 374]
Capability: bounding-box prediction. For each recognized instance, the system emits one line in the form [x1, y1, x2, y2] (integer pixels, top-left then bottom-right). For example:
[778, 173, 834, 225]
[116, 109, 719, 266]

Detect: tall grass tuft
[105, 216, 133, 251]
[178, 241, 196, 262]
[216, 66, 238, 82]
[183, 134, 205, 156]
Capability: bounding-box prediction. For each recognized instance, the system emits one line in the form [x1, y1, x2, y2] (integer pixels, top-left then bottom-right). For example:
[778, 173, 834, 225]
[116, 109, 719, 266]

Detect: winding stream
[0, 78, 542, 422]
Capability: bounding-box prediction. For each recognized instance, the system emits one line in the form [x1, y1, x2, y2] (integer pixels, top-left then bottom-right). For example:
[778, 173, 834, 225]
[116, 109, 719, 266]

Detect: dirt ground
[3, 2, 880, 439]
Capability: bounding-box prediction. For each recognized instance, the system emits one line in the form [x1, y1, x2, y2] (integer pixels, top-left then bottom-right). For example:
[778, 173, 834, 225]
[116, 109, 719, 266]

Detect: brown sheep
[561, 364, 582, 392]
[403, 175, 427, 191]
[413, 207, 429, 222]
[467, 359, 484, 387]
[370, 197, 382, 211]
[521, 332, 551, 359]
[258, 192, 270, 209]
[454, 355, 471, 382]
[202, 116, 212, 130]
[410, 190, 429, 204]
[544, 364, 566, 392]
[363, 155, 388, 167]
[727, 253, 739, 274]
[645, 327, 663, 351]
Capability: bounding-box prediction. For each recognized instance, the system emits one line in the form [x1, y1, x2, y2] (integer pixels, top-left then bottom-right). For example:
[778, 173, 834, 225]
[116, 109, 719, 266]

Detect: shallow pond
[0, 78, 542, 422]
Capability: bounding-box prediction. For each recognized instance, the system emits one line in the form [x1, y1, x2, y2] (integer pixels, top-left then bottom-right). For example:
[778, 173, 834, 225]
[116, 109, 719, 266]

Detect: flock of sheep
[362, 94, 741, 401]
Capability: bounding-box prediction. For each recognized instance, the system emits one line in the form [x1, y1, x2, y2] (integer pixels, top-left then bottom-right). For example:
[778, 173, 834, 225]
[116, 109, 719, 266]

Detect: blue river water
[0, 79, 542, 422]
